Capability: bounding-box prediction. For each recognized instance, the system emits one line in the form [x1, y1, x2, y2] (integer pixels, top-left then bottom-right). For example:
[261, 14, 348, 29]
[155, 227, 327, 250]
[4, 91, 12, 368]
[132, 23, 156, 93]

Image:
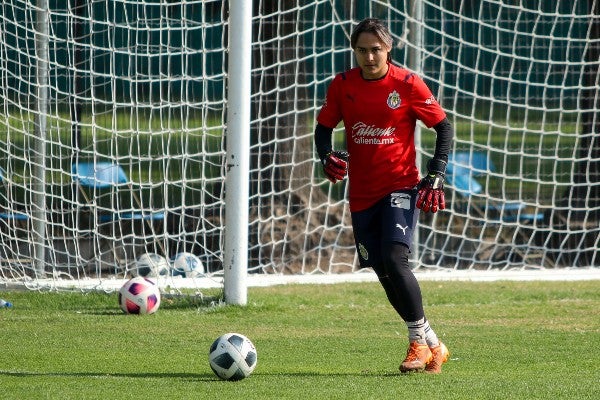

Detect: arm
[314, 123, 348, 183]
[432, 117, 453, 163]
[314, 123, 334, 161]
[417, 117, 454, 213]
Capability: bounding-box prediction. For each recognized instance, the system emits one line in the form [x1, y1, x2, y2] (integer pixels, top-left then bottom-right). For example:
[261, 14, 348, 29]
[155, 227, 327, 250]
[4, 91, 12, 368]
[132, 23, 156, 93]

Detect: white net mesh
[0, 0, 598, 291]
[414, 1, 599, 269]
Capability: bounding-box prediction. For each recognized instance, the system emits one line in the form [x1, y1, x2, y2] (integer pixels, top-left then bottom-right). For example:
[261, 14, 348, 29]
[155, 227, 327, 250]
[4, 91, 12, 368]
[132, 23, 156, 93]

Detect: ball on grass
[209, 333, 257, 381]
[118, 276, 161, 315]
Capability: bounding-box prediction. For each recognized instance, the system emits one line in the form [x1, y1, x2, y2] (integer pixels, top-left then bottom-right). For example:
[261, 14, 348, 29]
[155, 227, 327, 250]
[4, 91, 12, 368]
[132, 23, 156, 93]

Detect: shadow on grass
[0, 370, 217, 381]
[0, 369, 410, 380]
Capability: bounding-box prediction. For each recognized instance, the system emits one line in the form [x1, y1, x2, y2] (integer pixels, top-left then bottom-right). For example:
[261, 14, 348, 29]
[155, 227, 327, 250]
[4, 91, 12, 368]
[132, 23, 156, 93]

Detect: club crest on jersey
[387, 90, 401, 109]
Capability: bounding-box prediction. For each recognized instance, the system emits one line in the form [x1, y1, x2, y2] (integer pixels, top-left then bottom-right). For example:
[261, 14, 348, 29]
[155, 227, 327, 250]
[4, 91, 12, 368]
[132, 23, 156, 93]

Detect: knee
[381, 241, 411, 274]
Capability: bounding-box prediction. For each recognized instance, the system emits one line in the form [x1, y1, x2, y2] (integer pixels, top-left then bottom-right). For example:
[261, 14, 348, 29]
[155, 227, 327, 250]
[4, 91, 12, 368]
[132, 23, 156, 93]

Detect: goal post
[32, 0, 50, 278]
[223, 0, 252, 305]
[0, 1, 598, 295]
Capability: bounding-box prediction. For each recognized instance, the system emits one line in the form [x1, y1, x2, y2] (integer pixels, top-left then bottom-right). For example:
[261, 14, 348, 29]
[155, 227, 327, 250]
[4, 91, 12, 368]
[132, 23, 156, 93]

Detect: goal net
[0, 0, 598, 292]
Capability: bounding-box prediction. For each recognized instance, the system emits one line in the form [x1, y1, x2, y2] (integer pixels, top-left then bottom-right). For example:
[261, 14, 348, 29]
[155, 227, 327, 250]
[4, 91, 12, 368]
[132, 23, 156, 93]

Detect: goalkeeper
[314, 18, 453, 374]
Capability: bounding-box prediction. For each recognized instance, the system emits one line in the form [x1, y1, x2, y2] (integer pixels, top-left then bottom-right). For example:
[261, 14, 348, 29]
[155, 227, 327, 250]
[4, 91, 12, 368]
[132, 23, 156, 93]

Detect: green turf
[0, 280, 598, 399]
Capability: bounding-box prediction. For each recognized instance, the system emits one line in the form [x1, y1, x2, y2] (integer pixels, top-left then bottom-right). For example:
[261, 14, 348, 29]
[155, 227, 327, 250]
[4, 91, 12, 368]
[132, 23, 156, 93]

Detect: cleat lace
[405, 342, 428, 357]
[404, 349, 422, 362]
[400, 342, 432, 372]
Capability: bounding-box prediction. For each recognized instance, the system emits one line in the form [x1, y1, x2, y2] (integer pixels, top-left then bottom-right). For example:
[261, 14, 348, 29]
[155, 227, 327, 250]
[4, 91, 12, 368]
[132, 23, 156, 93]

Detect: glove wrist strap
[427, 158, 447, 176]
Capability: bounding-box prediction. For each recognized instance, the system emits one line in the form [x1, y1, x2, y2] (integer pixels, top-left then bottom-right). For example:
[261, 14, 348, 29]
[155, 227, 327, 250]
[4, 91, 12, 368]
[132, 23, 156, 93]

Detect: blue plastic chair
[446, 152, 543, 224]
[71, 162, 128, 190]
[0, 211, 29, 221]
[71, 162, 165, 223]
[0, 167, 29, 222]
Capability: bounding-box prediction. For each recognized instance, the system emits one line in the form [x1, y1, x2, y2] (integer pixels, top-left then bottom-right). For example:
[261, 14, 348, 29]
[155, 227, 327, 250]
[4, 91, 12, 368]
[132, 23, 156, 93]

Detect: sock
[423, 320, 440, 348]
[407, 318, 440, 347]
[406, 318, 427, 344]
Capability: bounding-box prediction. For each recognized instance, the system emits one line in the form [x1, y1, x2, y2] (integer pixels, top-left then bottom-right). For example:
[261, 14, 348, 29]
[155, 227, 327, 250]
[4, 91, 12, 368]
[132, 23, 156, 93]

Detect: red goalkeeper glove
[322, 151, 349, 183]
[417, 159, 447, 213]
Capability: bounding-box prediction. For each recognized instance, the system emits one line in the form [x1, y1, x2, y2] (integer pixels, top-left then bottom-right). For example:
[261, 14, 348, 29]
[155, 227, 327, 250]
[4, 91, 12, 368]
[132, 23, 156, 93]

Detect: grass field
[0, 280, 598, 400]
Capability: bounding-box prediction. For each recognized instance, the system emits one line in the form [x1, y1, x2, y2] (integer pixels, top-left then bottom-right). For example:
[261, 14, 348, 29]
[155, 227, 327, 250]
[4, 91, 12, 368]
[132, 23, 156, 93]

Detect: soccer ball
[209, 333, 257, 381]
[118, 277, 161, 315]
[135, 253, 170, 277]
[171, 252, 205, 277]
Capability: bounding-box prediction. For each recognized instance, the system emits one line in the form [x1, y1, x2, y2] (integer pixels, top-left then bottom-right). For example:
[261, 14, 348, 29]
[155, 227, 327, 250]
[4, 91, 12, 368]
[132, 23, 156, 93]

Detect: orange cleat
[400, 341, 432, 373]
[424, 342, 450, 374]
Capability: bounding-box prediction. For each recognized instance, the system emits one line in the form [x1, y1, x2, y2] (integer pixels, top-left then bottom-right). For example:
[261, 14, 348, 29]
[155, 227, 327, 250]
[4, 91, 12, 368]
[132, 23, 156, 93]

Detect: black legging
[373, 241, 425, 322]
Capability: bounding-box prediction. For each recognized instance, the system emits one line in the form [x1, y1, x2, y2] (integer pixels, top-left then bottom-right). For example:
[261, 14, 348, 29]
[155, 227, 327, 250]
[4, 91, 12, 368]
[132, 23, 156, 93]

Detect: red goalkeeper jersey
[317, 63, 447, 212]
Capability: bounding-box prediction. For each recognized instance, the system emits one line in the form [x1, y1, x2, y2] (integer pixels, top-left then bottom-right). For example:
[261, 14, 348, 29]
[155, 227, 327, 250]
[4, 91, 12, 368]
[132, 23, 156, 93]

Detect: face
[353, 32, 391, 79]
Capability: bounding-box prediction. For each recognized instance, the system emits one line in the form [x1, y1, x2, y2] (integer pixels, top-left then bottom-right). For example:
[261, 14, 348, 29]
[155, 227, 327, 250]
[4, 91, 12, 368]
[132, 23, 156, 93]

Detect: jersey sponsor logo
[425, 95, 436, 105]
[351, 122, 395, 145]
[387, 90, 401, 109]
[391, 192, 411, 209]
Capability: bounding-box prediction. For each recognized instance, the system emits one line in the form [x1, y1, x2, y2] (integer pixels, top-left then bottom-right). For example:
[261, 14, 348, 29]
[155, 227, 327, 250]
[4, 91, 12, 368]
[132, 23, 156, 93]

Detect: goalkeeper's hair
[350, 18, 393, 61]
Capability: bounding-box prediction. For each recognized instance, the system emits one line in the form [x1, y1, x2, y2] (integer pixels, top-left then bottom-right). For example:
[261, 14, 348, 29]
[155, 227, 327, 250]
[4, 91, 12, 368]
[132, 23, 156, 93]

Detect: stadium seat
[0, 167, 31, 267]
[71, 162, 165, 224]
[71, 162, 166, 265]
[445, 151, 549, 266]
[0, 167, 29, 222]
[446, 152, 543, 224]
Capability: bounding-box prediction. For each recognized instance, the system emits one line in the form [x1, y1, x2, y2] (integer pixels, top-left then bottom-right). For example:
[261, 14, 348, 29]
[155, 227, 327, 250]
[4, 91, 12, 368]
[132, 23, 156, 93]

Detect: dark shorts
[351, 189, 420, 268]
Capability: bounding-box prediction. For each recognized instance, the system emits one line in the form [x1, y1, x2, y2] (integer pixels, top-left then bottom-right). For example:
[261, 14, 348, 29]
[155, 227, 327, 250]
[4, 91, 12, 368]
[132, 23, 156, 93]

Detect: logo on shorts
[387, 90, 401, 109]
[391, 192, 411, 209]
[396, 224, 408, 235]
[358, 243, 369, 261]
